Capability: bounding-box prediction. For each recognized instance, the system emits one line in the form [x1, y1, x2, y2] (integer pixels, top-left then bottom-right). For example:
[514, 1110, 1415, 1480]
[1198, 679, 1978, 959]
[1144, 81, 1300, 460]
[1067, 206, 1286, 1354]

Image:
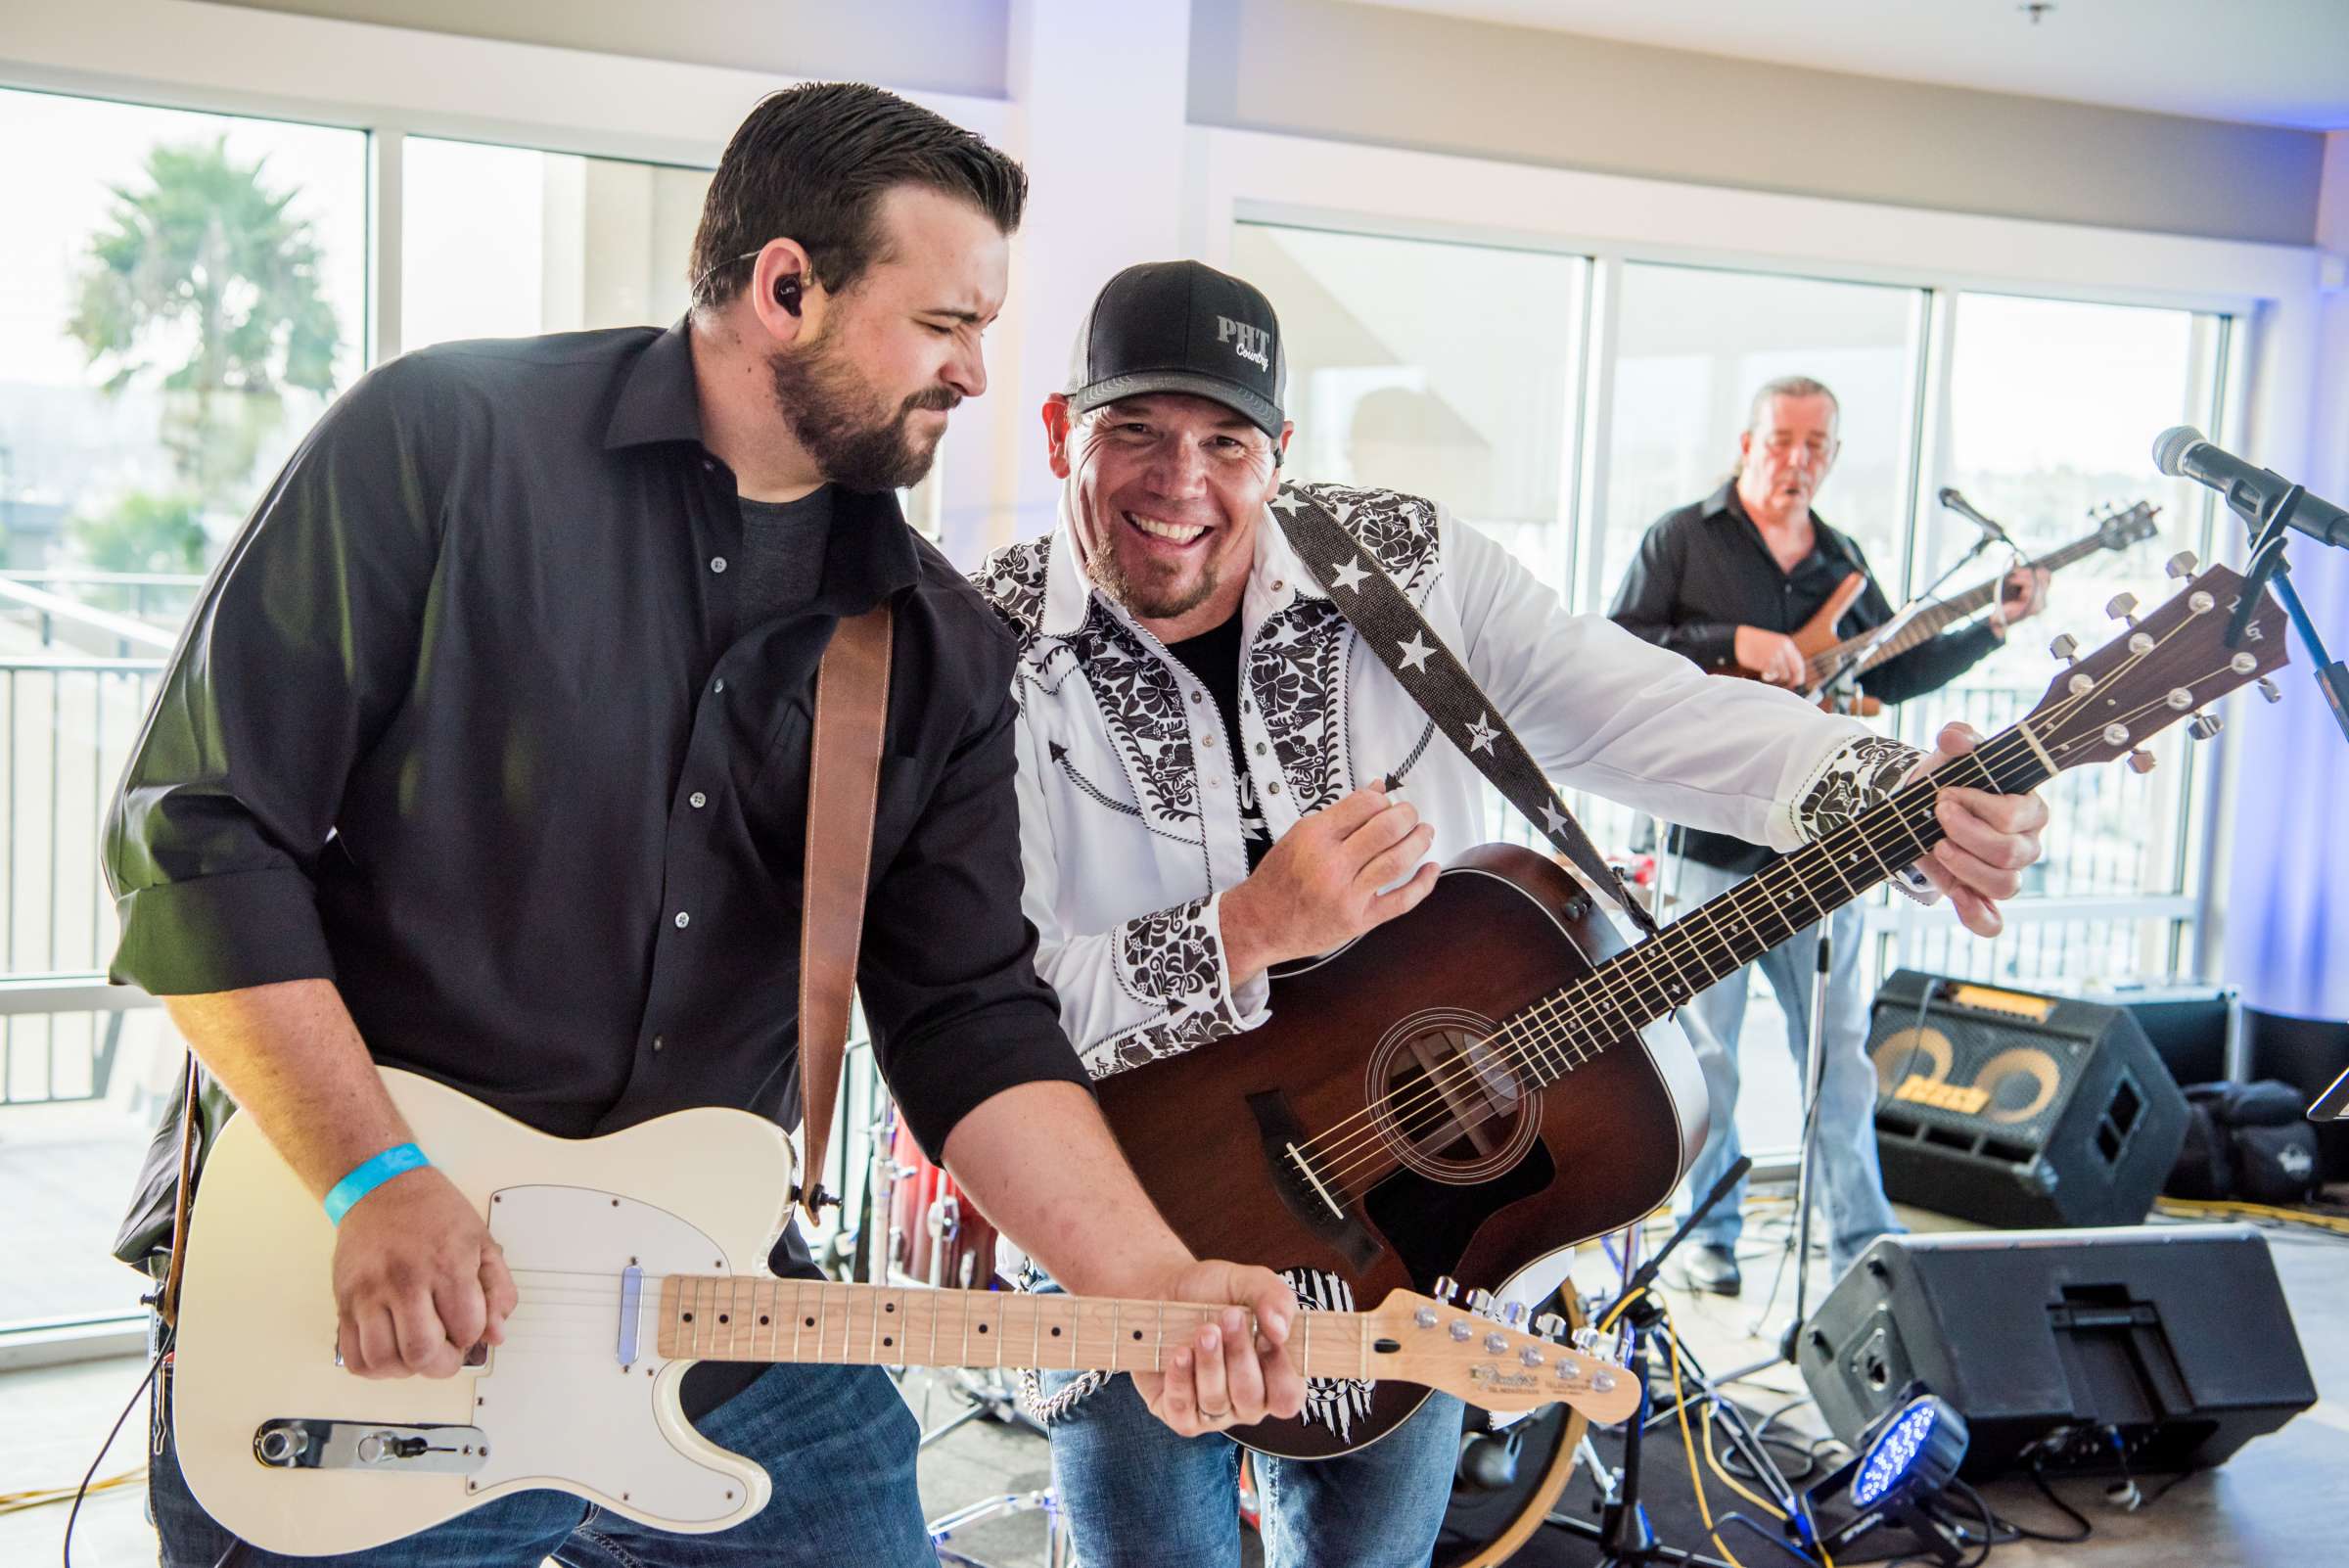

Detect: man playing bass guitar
[1607, 375, 2048, 1298]
[976, 269, 2050, 1568]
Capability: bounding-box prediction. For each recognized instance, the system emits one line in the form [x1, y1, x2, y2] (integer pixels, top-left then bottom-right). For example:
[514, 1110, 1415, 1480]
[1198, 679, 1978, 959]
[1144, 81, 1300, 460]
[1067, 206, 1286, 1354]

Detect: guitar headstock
[2092, 499, 2161, 552]
[1359, 1290, 1639, 1426]
[2026, 560, 2288, 774]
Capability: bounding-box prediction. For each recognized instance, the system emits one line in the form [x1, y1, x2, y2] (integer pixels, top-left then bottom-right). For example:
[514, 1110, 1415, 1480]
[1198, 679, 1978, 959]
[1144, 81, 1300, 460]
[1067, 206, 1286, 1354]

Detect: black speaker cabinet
[1867, 970, 2189, 1228]
[1799, 1225, 2315, 1480]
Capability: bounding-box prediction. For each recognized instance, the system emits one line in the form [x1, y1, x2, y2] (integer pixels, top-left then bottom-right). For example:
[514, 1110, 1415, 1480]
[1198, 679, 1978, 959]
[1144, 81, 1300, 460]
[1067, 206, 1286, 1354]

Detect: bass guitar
[1095, 555, 2282, 1458]
[1712, 500, 2161, 715]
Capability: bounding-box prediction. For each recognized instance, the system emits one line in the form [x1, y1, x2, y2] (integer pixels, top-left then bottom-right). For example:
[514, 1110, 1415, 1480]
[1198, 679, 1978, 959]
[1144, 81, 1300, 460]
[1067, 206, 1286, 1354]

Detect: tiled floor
[10, 1196, 2340, 1568]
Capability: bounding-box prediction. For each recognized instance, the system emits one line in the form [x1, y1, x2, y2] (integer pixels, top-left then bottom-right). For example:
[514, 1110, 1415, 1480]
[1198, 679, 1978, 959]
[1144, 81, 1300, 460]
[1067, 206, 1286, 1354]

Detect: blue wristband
[324, 1143, 430, 1225]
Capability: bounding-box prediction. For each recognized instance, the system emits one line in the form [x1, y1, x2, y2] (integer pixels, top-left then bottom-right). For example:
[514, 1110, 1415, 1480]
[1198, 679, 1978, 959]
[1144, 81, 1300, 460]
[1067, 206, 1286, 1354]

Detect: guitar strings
[1298, 610, 2212, 1185]
[1291, 623, 2216, 1199]
[1305, 656, 2209, 1195]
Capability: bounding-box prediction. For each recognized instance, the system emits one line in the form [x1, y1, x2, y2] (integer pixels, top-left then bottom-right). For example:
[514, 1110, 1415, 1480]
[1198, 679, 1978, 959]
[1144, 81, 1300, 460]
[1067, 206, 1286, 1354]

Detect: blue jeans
[1672, 857, 1902, 1278]
[150, 1359, 937, 1568]
[1038, 1366, 1461, 1568]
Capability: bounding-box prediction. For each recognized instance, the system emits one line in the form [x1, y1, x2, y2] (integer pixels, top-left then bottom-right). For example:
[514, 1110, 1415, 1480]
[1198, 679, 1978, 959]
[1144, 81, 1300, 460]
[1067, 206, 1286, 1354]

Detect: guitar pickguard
[1361, 1139, 1556, 1290]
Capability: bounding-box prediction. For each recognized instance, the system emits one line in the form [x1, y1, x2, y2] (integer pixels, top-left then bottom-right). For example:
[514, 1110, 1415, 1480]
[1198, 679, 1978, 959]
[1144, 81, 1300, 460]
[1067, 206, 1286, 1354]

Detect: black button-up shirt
[106, 320, 1086, 1163]
[1609, 482, 1998, 874]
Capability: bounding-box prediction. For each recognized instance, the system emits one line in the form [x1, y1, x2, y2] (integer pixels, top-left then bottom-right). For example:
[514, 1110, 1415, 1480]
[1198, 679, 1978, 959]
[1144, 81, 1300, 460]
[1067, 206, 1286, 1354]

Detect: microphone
[2153, 427, 2349, 551]
[1937, 486, 2014, 546]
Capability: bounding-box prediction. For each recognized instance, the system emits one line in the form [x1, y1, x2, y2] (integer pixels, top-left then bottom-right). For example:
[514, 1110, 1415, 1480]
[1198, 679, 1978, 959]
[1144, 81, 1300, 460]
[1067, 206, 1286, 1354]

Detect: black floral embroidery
[1090, 896, 1241, 1078]
[1796, 736, 1924, 841]
[1291, 482, 1442, 597]
[1247, 600, 1352, 813]
[1070, 609, 1201, 836]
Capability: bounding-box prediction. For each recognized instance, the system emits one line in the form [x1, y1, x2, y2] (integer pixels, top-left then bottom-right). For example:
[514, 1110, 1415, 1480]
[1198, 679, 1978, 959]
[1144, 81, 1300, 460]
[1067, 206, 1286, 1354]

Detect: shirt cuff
[1789, 735, 1943, 904]
[109, 868, 339, 995]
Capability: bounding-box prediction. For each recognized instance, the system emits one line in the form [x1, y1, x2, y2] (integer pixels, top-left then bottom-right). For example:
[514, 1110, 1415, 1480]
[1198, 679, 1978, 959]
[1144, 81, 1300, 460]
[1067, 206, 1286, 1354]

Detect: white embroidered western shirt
[974, 482, 1915, 1082]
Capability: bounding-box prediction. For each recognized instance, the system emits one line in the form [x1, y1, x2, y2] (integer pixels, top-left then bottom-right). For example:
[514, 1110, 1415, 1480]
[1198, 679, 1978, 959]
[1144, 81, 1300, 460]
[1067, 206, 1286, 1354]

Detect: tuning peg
[2258, 677, 2282, 704]
[1432, 1275, 1458, 1305]
[1534, 1313, 1568, 1342]
[2165, 550, 2200, 579]
[1466, 1288, 1497, 1318]
[2127, 749, 2157, 774]
[1501, 1301, 1527, 1328]
[1413, 1304, 1439, 1329]
[2050, 633, 2078, 664]
[2106, 592, 2140, 625]
[2188, 713, 2224, 741]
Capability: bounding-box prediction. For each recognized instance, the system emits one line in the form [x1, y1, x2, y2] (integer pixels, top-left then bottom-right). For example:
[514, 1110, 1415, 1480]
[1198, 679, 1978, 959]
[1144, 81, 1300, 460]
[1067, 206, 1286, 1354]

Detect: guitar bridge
[253, 1418, 488, 1473]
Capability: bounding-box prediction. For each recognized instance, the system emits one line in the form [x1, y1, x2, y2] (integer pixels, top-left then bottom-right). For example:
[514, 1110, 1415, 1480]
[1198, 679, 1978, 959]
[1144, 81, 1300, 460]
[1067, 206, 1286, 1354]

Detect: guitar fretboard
[656, 1277, 1368, 1381]
[1806, 531, 2111, 686]
[1500, 728, 2052, 1094]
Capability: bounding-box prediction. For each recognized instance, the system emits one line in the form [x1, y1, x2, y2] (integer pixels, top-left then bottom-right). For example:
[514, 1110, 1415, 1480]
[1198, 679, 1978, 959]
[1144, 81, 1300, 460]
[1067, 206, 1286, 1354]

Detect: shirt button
[1272, 579, 1286, 593]
[1267, 781, 1282, 796]
[1255, 742, 1268, 756]
[652, 1035, 665, 1053]
[702, 458, 716, 472]
[712, 677, 726, 694]
[1201, 731, 1217, 749]
[1189, 689, 1204, 703]
[711, 556, 728, 574]
[674, 911, 691, 929]
[689, 791, 708, 808]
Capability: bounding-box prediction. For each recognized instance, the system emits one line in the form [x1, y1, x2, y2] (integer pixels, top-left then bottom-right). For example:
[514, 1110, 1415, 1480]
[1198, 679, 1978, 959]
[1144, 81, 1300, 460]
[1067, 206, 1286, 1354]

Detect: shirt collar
[603, 317, 704, 451]
[1040, 483, 1326, 639]
[606, 317, 919, 613]
[1705, 480, 1853, 565]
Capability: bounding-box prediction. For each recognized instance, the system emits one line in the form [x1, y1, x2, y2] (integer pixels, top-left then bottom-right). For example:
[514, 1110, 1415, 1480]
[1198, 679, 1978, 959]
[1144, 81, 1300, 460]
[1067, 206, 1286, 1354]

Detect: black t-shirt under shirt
[735, 485, 834, 631]
[1165, 609, 1274, 870]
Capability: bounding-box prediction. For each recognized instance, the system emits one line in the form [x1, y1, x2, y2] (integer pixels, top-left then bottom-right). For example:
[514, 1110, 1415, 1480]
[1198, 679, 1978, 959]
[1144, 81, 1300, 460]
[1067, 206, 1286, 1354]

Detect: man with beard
[974, 264, 2049, 1568]
[109, 88, 1301, 1568]
[1608, 377, 2048, 1298]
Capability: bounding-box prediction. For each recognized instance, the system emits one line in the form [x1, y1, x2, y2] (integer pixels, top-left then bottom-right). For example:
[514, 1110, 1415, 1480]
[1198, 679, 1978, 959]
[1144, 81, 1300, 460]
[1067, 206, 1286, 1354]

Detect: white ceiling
[1343, 0, 2349, 130]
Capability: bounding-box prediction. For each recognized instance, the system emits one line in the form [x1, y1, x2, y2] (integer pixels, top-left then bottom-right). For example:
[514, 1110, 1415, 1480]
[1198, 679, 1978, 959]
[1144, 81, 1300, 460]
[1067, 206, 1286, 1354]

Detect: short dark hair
[689, 82, 1027, 311]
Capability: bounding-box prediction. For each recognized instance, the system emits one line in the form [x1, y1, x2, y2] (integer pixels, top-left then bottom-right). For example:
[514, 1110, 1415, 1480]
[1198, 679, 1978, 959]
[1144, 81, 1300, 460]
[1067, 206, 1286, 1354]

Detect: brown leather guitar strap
[796, 601, 895, 1221]
[157, 1049, 203, 1331]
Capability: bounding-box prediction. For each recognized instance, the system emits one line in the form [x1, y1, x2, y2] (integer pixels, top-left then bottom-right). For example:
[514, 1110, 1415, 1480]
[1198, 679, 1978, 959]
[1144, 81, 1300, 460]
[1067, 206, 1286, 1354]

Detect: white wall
[1189, 0, 2328, 248]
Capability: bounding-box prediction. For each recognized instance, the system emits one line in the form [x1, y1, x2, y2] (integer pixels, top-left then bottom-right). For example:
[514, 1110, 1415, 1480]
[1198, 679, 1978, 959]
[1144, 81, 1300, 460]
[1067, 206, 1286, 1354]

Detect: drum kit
[847, 1073, 1592, 1568]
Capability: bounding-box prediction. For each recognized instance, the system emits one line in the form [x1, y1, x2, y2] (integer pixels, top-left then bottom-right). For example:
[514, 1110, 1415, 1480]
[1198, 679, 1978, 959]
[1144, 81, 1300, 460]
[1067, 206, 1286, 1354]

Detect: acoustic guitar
[1095, 555, 2282, 1458]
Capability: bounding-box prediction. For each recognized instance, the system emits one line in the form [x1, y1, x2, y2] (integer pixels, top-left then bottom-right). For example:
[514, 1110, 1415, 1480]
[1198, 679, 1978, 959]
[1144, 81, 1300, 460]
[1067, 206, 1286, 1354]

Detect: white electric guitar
[171, 1069, 1637, 1556]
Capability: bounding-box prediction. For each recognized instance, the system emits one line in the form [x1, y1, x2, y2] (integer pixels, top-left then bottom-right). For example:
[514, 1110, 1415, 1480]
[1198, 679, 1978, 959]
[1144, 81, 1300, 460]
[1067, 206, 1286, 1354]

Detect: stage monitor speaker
[1867, 970, 2188, 1228]
[1799, 1225, 2315, 1481]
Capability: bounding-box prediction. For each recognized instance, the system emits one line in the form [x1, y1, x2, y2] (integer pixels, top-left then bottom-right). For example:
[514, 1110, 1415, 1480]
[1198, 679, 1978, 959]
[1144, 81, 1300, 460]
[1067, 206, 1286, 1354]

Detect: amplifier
[1799, 1225, 2315, 1480]
[1867, 970, 2188, 1229]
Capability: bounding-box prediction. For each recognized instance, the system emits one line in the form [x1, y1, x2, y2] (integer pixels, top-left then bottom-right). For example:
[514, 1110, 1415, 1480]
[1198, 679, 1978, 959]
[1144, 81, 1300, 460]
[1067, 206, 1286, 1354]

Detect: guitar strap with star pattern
[1272, 484, 1661, 940]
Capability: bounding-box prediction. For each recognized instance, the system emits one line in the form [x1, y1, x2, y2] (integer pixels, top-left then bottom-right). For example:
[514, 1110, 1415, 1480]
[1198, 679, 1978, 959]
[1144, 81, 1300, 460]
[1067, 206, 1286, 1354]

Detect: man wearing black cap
[975, 262, 2051, 1567]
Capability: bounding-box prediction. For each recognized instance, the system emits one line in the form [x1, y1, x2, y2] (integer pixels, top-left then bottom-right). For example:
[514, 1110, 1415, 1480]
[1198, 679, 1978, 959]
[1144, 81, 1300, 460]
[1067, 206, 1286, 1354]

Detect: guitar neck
[657, 1277, 1367, 1383]
[1514, 723, 2054, 1091]
[1807, 532, 2107, 683]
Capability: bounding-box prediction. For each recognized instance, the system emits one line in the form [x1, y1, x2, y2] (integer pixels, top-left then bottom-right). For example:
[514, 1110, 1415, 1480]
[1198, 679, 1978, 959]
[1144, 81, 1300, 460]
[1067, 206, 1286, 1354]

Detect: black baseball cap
[1065, 260, 1286, 439]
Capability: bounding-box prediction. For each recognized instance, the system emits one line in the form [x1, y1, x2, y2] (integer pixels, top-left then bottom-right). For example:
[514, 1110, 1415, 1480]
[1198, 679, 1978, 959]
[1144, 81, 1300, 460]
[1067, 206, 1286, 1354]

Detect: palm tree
[68, 137, 344, 509]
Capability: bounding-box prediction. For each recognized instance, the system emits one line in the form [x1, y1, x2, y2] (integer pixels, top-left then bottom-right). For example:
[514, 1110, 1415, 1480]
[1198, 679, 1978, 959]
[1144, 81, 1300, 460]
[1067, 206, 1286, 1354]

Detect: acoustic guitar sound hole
[1368, 1009, 1540, 1183]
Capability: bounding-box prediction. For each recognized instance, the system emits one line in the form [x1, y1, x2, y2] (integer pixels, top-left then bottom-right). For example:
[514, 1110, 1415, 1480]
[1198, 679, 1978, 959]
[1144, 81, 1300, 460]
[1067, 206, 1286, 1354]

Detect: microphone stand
[2230, 484, 2349, 747]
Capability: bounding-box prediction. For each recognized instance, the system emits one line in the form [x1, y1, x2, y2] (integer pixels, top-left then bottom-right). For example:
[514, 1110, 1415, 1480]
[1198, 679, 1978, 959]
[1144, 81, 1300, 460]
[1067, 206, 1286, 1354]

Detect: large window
[1885, 293, 2228, 986]
[1237, 220, 2236, 1158]
[1231, 224, 1589, 596]
[1595, 263, 1926, 620]
[401, 137, 711, 347]
[0, 88, 367, 1330]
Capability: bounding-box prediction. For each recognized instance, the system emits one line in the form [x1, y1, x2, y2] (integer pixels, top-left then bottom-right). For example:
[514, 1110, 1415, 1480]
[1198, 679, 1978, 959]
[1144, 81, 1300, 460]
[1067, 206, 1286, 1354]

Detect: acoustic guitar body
[1092, 845, 1708, 1458]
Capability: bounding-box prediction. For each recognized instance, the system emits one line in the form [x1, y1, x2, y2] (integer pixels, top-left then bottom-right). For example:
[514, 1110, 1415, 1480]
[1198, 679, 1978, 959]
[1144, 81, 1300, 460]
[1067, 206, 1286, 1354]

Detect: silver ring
[1200, 1404, 1233, 1421]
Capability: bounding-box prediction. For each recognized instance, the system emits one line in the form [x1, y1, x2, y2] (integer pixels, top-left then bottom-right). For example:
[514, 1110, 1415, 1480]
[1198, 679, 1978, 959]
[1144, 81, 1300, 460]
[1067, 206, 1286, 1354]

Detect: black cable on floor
[60, 1340, 164, 1568]
[2014, 1464, 2096, 1543]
